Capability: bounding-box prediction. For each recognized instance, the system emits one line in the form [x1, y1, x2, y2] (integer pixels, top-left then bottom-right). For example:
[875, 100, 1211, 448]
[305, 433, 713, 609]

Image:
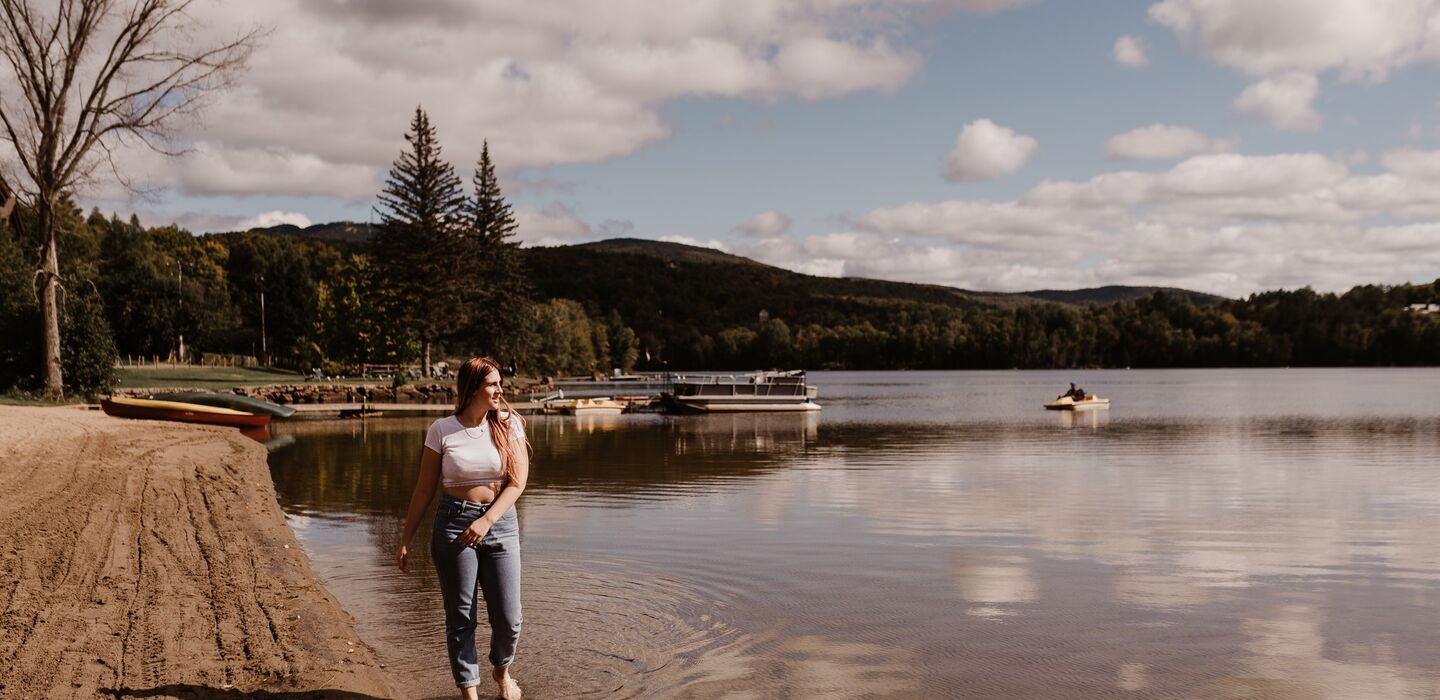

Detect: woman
[397, 357, 530, 699]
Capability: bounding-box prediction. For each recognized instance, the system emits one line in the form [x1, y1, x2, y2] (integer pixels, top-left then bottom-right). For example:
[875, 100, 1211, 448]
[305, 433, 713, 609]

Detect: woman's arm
[396, 446, 442, 573]
[479, 442, 529, 525]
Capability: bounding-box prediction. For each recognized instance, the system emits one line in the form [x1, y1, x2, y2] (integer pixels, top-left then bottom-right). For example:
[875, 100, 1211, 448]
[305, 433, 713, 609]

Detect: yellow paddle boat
[1043, 395, 1110, 411]
[545, 397, 627, 416]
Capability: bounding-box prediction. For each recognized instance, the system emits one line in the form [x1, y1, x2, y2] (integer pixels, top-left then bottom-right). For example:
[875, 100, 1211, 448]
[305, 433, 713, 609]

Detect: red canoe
[101, 396, 272, 429]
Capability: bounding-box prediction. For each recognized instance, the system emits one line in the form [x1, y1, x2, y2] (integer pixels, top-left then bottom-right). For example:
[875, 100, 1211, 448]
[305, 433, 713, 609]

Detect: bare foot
[501, 676, 522, 700]
[493, 667, 522, 700]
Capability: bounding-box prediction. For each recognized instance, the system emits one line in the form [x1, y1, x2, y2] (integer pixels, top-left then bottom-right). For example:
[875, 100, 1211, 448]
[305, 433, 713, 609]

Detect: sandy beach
[0, 405, 396, 699]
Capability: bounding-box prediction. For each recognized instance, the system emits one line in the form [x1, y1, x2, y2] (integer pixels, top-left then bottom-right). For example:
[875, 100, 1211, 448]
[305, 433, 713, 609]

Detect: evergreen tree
[372, 107, 471, 373]
[464, 141, 534, 361]
[471, 141, 519, 250]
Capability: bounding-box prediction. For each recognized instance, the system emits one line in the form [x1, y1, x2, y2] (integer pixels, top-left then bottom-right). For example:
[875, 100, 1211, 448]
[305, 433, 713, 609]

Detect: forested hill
[209, 225, 1438, 370]
[253, 221, 373, 245]
[226, 228, 1440, 369]
[569, 238, 768, 268]
[536, 237, 1226, 308]
[1023, 285, 1227, 307]
[258, 223, 1224, 309]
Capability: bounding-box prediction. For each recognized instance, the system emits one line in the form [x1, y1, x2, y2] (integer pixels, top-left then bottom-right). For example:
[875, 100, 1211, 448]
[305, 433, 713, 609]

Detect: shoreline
[0, 405, 396, 699]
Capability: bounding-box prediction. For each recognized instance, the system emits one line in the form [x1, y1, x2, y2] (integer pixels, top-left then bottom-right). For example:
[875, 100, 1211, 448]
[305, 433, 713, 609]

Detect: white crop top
[424, 412, 526, 488]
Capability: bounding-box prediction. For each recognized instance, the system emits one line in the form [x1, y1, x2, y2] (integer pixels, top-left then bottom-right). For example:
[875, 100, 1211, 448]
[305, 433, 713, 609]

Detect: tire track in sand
[0, 406, 395, 699]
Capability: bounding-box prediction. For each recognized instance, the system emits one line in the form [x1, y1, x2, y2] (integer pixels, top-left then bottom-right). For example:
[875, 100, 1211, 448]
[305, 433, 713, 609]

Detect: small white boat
[545, 397, 626, 416]
[1043, 396, 1110, 411]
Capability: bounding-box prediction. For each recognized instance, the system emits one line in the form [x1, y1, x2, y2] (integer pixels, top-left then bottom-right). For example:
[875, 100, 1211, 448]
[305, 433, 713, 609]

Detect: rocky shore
[116, 379, 551, 406]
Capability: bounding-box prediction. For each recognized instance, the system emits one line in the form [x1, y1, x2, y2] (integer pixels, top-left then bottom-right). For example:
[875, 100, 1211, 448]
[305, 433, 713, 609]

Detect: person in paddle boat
[1059, 381, 1089, 401]
[397, 357, 530, 700]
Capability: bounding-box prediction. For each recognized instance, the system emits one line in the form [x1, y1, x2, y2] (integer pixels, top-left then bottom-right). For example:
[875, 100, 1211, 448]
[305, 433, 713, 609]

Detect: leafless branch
[2, 0, 264, 200]
[1, 0, 262, 396]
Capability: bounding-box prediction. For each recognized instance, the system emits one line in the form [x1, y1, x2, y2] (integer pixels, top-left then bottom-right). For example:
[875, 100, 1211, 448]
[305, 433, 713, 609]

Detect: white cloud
[1336, 174, 1440, 219]
[1382, 148, 1440, 180]
[1022, 153, 1351, 214]
[80, 0, 934, 200]
[738, 210, 793, 237]
[111, 209, 250, 234]
[1234, 73, 1322, 132]
[1113, 35, 1149, 67]
[170, 144, 381, 199]
[1106, 124, 1232, 160]
[800, 231, 889, 259]
[943, 119, 1039, 182]
[1336, 149, 1370, 166]
[1149, 0, 1438, 80]
[932, 0, 1034, 14]
[1149, 0, 1440, 138]
[773, 38, 921, 101]
[236, 210, 313, 230]
[659, 235, 730, 251]
[798, 217, 1440, 297]
[513, 202, 595, 247]
[1160, 153, 1347, 198]
[861, 199, 1099, 249]
[785, 148, 1440, 296]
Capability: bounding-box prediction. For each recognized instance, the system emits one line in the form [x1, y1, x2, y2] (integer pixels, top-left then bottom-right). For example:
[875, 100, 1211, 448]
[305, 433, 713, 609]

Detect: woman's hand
[457, 518, 493, 547]
[396, 543, 410, 573]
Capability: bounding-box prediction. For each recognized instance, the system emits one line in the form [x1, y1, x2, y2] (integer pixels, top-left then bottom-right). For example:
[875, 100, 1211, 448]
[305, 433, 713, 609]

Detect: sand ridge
[0, 405, 396, 699]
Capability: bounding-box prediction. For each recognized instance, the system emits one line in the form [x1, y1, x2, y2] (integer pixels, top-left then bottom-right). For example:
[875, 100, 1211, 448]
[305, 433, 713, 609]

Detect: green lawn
[0, 392, 75, 406]
[116, 366, 378, 390]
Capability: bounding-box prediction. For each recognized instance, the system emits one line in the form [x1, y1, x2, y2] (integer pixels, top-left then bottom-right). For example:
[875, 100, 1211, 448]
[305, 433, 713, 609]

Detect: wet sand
[0, 406, 395, 699]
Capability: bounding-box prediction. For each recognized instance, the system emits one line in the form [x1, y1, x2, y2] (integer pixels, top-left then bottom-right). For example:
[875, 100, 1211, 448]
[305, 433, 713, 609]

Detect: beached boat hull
[102, 397, 271, 429]
[1043, 397, 1110, 411]
[150, 391, 296, 418]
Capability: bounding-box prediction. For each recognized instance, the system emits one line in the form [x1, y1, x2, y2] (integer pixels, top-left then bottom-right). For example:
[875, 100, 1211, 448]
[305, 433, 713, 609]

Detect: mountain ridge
[235, 221, 1228, 306]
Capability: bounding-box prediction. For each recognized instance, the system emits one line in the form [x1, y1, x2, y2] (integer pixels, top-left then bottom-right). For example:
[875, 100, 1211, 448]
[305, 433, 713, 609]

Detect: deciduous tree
[0, 0, 259, 397]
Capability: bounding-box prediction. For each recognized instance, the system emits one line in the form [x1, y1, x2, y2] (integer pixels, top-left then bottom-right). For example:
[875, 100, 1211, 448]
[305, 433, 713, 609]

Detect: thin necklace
[461, 416, 486, 438]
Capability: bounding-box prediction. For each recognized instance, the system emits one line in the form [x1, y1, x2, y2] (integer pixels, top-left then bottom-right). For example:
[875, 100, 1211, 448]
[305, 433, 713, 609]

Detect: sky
[71, 0, 1440, 298]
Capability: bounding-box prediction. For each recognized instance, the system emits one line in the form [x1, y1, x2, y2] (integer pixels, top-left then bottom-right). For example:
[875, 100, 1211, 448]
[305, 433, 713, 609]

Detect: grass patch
[0, 391, 82, 406]
[0, 391, 97, 406]
[116, 365, 407, 390]
[114, 365, 361, 390]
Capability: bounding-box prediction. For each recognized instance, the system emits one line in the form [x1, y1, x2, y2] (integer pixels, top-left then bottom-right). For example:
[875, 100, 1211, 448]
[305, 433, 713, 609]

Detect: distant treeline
[3, 206, 1439, 397]
[0, 206, 641, 393]
[526, 243, 1440, 370]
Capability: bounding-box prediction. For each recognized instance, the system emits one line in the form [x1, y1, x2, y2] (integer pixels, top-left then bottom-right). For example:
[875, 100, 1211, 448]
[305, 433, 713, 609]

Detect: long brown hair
[453, 356, 529, 486]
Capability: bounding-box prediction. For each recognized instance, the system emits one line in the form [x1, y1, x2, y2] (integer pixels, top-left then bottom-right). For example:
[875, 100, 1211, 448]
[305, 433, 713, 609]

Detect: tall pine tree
[372, 107, 470, 374]
[465, 141, 533, 365]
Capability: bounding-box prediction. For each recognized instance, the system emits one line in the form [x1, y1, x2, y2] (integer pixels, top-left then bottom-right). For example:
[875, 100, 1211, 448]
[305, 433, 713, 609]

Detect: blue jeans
[431, 493, 522, 688]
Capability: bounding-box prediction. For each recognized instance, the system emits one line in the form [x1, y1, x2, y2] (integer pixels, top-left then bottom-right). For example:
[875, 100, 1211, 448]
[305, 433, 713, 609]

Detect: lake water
[267, 369, 1440, 698]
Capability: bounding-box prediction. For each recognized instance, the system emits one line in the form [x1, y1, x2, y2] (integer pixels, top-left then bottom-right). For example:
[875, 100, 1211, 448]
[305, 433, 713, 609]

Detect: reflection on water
[268, 369, 1440, 698]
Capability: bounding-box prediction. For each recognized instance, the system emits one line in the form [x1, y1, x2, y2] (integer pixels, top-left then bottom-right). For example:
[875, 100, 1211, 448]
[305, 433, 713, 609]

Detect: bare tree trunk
[0, 0, 262, 397]
[39, 205, 62, 398]
[424, 340, 432, 381]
